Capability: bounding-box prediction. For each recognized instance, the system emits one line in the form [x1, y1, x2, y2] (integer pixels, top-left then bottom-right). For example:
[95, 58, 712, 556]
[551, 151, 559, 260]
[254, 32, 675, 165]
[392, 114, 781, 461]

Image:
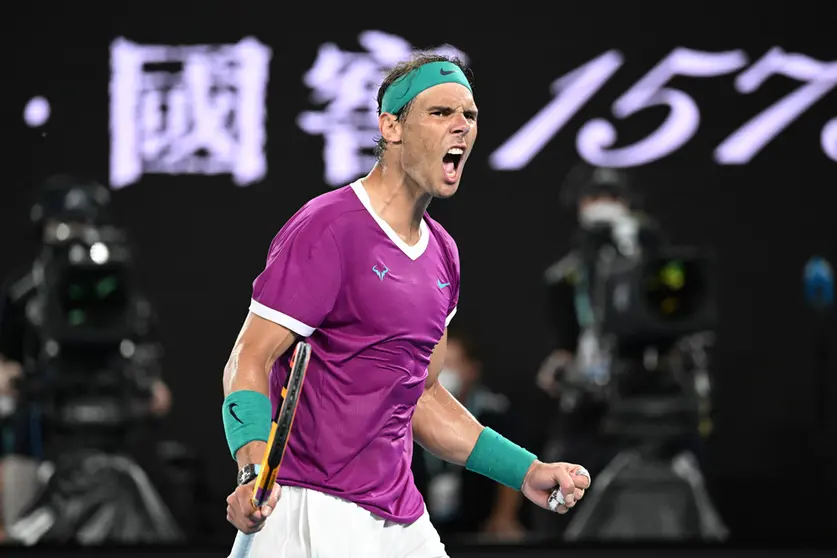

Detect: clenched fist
[226, 482, 281, 534]
[521, 460, 591, 514]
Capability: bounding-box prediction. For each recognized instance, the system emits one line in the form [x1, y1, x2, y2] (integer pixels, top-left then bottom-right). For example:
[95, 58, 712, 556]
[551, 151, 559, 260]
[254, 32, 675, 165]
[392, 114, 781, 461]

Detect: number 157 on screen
[490, 47, 837, 169]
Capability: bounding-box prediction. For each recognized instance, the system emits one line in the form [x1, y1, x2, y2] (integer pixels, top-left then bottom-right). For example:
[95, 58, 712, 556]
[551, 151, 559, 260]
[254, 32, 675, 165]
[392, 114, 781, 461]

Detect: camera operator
[531, 165, 667, 532]
[533, 164, 722, 539]
[0, 175, 174, 543]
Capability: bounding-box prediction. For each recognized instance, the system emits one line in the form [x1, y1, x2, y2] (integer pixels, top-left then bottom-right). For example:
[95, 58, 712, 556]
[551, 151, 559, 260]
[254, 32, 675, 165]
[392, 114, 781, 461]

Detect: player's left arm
[412, 236, 590, 513]
[412, 329, 483, 465]
[413, 330, 592, 513]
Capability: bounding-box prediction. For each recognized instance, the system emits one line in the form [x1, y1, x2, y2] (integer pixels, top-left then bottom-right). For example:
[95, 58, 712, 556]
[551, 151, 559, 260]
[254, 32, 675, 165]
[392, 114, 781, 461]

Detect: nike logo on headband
[440, 68, 454, 75]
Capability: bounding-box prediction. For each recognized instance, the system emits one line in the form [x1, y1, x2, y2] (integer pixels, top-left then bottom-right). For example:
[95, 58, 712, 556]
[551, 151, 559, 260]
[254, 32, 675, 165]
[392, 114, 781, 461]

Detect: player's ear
[379, 112, 402, 145]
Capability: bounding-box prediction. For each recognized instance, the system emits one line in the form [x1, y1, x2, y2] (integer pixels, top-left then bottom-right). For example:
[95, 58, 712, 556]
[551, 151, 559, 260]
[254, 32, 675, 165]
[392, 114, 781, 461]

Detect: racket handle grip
[228, 531, 255, 558]
[229, 462, 263, 558]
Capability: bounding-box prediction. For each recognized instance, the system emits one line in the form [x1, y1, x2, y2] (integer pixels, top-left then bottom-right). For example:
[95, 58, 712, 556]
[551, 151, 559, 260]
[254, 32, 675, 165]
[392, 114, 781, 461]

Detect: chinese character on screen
[109, 37, 272, 188]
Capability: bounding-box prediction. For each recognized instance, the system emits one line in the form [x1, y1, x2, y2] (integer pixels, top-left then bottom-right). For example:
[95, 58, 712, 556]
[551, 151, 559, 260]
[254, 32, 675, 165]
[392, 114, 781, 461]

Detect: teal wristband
[465, 427, 537, 490]
[222, 390, 272, 461]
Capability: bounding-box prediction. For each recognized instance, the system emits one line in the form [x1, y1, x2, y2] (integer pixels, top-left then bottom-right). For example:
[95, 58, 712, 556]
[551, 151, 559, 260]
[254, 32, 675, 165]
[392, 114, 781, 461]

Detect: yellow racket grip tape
[252, 423, 280, 506]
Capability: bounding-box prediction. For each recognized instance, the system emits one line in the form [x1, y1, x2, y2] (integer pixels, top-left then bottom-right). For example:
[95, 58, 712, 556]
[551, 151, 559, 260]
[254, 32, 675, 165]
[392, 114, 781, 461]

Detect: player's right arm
[223, 313, 297, 468]
[223, 314, 297, 535]
[223, 208, 341, 534]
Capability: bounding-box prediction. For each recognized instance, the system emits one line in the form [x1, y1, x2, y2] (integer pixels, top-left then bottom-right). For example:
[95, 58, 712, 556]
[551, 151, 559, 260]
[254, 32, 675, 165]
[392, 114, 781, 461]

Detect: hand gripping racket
[229, 341, 311, 558]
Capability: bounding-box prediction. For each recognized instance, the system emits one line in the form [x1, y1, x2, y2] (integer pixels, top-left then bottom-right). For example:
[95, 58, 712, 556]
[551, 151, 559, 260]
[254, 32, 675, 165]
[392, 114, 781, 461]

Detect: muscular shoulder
[273, 186, 364, 248]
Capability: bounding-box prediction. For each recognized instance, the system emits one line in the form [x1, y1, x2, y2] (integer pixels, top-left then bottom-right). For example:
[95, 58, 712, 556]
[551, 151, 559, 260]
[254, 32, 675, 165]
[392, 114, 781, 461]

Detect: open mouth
[442, 148, 464, 182]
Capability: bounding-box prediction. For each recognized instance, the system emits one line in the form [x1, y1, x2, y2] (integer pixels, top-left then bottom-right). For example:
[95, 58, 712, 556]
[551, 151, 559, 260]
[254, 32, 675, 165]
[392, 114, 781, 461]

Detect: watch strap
[237, 463, 261, 486]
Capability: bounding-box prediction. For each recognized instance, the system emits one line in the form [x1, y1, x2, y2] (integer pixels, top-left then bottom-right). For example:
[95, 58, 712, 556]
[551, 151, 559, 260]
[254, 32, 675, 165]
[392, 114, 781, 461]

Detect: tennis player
[222, 52, 591, 557]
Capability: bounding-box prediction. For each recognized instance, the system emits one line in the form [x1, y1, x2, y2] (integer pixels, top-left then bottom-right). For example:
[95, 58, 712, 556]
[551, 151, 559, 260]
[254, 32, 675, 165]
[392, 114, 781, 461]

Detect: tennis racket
[229, 341, 311, 558]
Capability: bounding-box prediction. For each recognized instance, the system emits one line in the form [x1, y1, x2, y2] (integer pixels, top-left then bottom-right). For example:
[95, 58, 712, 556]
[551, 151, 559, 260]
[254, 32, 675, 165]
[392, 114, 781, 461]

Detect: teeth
[447, 148, 464, 155]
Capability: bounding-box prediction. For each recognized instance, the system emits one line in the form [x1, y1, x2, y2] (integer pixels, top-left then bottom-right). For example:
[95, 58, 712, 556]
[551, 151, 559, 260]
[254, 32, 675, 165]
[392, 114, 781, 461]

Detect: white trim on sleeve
[249, 299, 315, 337]
[445, 306, 457, 327]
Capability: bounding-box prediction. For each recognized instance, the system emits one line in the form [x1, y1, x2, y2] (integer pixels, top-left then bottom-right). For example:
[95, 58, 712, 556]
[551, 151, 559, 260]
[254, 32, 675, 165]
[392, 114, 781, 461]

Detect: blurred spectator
[412, 328, 526, 542]
[532, 164, 722, 539]
[535, 166, 642, 473]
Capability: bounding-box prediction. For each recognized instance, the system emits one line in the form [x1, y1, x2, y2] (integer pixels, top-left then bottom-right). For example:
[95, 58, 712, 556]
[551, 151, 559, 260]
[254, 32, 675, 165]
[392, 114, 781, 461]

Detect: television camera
[4, 176, 183, 545]
[570, 216, 717, 443]
[17, 182, 159, 442]
[553, 170, 727, 540]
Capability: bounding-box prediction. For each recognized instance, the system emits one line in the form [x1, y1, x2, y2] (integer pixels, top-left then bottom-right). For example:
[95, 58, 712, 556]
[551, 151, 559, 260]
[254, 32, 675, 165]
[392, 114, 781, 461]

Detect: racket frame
[250, 341, 310, 508]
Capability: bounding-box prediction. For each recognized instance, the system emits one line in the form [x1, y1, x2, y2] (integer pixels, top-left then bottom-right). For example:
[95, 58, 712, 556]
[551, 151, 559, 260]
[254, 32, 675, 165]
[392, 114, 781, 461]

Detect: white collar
[350, 180, 429, 261]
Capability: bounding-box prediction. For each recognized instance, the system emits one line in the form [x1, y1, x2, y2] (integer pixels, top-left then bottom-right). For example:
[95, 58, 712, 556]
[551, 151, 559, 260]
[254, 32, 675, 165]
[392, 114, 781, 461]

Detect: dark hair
[373, 51, 473, 161]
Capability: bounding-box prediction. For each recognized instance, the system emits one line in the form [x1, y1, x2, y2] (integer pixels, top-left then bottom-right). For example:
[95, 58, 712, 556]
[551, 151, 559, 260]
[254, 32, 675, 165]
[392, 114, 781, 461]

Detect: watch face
[238, 465, 257, 486]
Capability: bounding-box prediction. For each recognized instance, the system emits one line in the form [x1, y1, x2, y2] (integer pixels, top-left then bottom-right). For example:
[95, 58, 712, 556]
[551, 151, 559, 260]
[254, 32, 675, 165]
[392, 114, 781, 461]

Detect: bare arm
[412, 329, 484, 465]
[223, 312, 297, 469]
[414, 334, 591, 516]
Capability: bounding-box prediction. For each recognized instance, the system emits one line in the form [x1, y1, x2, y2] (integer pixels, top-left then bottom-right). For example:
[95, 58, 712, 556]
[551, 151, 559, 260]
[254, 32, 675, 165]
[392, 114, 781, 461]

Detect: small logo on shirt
[227, 403, 244, 425]
[437, 279, 451, 289]
[373, 264, 389, 281]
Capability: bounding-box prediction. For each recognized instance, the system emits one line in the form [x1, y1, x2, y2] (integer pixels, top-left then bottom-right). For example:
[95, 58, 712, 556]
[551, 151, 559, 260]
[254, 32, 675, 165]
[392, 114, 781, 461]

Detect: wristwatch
[237, 463, 260, 486]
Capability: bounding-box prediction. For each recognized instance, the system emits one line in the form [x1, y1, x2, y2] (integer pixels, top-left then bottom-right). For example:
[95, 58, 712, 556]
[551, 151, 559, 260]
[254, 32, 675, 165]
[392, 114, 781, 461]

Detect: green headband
[381, 61, 472, 115]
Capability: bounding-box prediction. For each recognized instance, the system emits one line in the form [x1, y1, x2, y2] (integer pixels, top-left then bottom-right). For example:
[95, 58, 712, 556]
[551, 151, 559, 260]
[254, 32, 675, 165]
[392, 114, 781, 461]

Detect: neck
[360, 162, 431, 245]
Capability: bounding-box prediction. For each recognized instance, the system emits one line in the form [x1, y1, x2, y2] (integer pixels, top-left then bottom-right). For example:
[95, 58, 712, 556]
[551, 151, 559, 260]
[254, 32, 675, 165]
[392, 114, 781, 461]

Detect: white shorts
[238, 485, 448, 558]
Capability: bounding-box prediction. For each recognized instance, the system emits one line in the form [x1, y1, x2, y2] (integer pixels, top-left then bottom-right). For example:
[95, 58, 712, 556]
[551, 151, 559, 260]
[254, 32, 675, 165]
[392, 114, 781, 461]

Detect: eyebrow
[427, 105, 479, 117]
